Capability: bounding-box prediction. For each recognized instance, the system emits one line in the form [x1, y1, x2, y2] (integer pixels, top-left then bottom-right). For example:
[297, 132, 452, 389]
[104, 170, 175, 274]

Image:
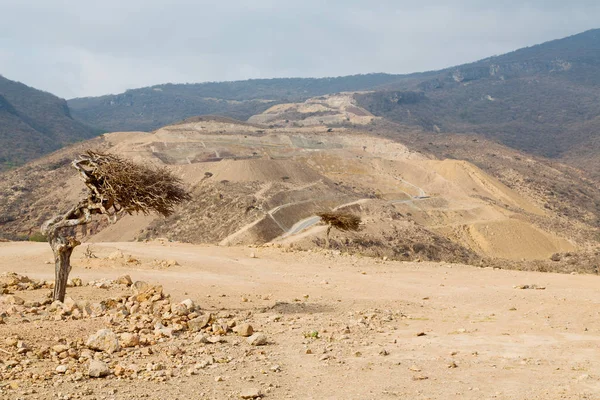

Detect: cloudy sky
[1, 0, 599, 99]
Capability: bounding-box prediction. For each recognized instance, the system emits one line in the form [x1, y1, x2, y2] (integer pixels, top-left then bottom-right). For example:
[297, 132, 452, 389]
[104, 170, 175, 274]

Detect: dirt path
[1, 242, 600, 399]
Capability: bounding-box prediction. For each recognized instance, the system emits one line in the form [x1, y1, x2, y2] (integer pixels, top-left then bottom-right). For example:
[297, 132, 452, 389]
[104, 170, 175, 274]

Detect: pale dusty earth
[1, 241, 600, 400]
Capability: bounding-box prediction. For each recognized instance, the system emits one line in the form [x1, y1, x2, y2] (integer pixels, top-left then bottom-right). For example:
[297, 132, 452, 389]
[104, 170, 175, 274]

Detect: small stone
[2, 295, 24, 305]
[235, 323, 254, 337]
[132, 281, 150, 294]
[416, 332, 426, 337]
[120, 333, 140, 348]
[246, 333, 267, 346]
[55, 365, 67, 374]
[188, 314, 212, 332]
[215, 376, 224, 382]
[62, 297, 78, 312]
[240, 388, 262, 399]
[249, 252, 257, 259]
[181, 299, 195, 310]
[88, 360, 110, 378]
[52, 345, 69, 353]
[86, 329, 120, 353]
[116, 275, 133, 286]
[448, 361, 458, 368]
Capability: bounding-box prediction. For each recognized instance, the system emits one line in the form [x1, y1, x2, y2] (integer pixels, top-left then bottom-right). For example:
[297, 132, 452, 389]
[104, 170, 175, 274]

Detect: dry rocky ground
[1, 241, 600, 400]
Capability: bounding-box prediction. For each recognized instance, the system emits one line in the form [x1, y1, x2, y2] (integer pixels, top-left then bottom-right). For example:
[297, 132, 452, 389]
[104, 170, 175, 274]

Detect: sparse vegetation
[317, 211, 362, 248]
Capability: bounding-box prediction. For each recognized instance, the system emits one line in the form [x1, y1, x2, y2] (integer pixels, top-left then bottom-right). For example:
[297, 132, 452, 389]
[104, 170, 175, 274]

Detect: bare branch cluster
[317, 211, 362, 232]
[74, 151, 191, 218]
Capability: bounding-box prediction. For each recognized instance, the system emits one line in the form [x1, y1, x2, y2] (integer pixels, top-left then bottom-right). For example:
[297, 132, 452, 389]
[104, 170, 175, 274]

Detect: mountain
[0, 75, 99, 170]
[66, 74, 414, 133]
[355, 29, 600, 177]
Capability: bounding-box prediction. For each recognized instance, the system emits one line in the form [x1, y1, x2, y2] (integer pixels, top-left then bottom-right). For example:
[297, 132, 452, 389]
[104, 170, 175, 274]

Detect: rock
[249, 252, 257, 259]
[171, 303, 189, 316]
[188, 314, 212, 332]
[132, 281, 150, 294]
[240, 388, 262, 399]
[246, 333, 267, 346]
[235, 323, 254, 337]
[88, 360, 110, 378]
[52, 345, 69, 353]
[120, 333, 139, 348]
[55, 365, 68, 374]
[180, 299, 195, 310]
[551, 253, 561, 262]
[87, 302, 106, 317]
[2, 295, 24, 305]
[116, 275, 133, 286]
[166, 259, 179, 267]
[62, 297, 78, 312]
[215, 376, 224, 382]
[86, 329, 120, 353]
[71, 278, 83, 287]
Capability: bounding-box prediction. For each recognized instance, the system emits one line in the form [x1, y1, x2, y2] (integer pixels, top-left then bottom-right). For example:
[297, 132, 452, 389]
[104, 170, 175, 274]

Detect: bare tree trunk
[326, 225, 332, 248]
[48, 234, 80, 302]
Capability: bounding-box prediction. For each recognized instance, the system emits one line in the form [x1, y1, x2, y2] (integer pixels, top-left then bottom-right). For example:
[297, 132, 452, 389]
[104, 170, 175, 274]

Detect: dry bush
[76, 151, 191, 217]
[317, 211, 361, 232]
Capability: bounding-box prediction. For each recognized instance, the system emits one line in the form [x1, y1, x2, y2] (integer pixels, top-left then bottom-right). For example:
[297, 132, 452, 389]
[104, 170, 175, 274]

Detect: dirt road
[1, 241, 599, 399]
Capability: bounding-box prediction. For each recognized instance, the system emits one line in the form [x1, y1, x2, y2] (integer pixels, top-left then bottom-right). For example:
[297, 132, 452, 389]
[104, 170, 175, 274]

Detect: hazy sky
[1, 0, 599, 99]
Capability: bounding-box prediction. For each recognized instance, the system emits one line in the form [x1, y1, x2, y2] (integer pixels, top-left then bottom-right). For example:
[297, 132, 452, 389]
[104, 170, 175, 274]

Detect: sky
[0, 0, 599, 99]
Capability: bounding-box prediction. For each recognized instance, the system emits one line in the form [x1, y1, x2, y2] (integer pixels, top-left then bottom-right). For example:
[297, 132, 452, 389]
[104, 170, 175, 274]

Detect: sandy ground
[1, 241, 600, 399]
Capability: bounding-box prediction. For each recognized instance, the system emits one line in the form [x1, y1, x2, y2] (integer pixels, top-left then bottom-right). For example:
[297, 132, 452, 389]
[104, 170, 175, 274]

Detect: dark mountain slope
[356, 29, 600, 176]
[0, 75, 98, 170]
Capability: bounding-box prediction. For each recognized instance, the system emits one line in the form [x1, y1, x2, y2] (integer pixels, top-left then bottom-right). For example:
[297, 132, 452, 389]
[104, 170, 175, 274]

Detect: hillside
[66, 74, 415, 133]
[355, 29, 600, 176]
[0, 75, 98, 170]
[2, 98, 598, 272]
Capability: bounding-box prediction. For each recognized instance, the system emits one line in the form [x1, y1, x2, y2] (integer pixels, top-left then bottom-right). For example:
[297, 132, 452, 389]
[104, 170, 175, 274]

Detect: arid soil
[1, 241, 600, 400]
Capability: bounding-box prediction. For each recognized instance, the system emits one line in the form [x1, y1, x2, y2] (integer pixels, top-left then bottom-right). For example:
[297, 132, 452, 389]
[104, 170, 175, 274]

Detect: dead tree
[41, 151, 191, 302]
[317, 211, 361, 248]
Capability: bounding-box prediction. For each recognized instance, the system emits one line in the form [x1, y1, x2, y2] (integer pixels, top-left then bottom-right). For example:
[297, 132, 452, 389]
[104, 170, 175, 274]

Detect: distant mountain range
[1, 28, 599, 175]
[0, 75, 97, 170]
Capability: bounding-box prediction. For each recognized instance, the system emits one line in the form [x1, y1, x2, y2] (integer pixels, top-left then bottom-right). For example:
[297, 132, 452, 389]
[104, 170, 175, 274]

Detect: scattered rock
[88, 360, 110, 378]
[120, 333, 140, 348]
[240, 388, 262, 399]
[115, 275, 133, 286]
[247, 333, 267, 346]
[181, 299, 195, 310]
[188, 314, 212, 332]
[55, 365, 67, 374]
[2, 295, 25, 305]
[514, 284, 546, 290]
[86, 329, 120, 353]
[132, 281, 150, 294]
[235, 323, 254, 337]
